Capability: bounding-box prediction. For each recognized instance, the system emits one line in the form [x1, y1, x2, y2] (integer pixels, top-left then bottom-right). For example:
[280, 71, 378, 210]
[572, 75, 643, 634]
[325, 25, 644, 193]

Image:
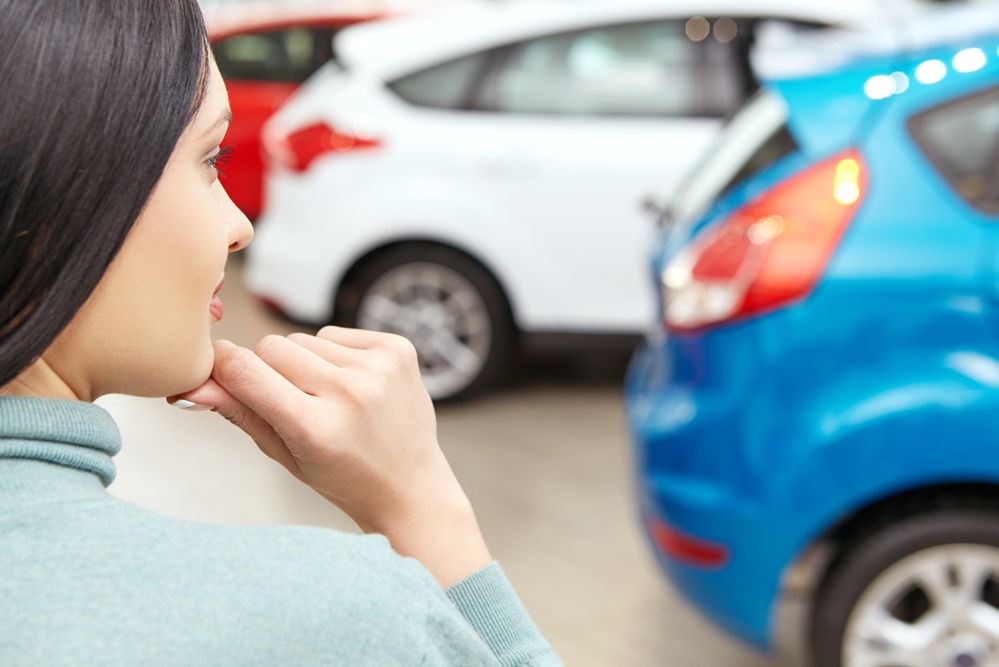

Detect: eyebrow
[200, 109, 233, 138]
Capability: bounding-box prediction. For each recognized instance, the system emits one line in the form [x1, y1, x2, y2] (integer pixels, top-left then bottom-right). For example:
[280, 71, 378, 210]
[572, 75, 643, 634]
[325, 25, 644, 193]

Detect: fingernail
[169, 399, 212, 411]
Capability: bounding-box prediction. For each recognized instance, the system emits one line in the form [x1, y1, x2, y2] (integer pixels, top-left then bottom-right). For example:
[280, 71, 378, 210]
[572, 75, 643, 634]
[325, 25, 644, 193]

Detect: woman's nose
[223, 188, 253, 253]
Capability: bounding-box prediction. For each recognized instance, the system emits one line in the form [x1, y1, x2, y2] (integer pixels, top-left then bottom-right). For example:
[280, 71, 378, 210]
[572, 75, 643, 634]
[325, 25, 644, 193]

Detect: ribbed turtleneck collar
[0, 397, 121, 493]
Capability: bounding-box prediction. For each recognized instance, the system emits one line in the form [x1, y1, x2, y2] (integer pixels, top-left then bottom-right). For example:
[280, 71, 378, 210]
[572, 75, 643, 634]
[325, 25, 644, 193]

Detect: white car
[246, 0, 910, 400]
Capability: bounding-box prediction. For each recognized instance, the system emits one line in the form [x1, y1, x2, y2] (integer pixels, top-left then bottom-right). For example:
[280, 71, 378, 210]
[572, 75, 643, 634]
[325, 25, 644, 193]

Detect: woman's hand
[169, 327, 491, 587]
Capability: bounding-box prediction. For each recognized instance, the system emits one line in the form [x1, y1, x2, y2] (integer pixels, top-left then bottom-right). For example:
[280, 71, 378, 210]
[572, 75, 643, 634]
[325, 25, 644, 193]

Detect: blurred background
[101, 1, 999, 664]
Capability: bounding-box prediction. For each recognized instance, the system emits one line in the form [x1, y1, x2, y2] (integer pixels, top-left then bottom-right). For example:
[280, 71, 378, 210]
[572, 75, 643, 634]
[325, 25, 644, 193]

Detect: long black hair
[0, 0, 211, 388]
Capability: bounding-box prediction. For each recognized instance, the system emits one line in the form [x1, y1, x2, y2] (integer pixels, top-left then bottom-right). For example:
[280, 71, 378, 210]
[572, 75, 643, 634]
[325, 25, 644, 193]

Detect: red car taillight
[270, 122, 381, 173]
[663, 149, 866, 333]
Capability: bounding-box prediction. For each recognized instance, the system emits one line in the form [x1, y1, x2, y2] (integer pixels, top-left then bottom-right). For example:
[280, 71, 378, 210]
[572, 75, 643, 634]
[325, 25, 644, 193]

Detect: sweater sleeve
[444, 562, 562, 667]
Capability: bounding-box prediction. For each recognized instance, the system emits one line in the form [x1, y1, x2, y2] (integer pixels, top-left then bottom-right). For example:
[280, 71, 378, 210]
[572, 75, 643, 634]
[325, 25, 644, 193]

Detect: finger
[253, 335, 341, 396]
[288, 332, 363, 368]
[316, 325, 400, 350]
[210, 339, 309, 432]
[169, 378, 301, 476]
[170, 376, 236, 409]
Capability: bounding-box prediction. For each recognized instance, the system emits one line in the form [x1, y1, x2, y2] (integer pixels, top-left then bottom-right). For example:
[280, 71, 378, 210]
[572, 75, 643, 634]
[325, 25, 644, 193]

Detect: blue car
[627, 7, 999, 666]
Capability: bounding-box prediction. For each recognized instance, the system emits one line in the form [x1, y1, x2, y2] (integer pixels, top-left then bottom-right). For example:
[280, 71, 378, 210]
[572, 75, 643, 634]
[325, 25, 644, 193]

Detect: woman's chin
[152, 344, 215, 399]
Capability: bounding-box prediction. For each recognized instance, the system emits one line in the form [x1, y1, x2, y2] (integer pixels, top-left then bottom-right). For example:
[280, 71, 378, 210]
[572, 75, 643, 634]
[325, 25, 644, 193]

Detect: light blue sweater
[0, 397, 561, 666]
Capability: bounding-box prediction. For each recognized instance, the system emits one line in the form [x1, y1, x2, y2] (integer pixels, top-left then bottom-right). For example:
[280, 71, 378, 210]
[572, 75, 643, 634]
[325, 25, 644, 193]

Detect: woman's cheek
[139, 196, 222, 394]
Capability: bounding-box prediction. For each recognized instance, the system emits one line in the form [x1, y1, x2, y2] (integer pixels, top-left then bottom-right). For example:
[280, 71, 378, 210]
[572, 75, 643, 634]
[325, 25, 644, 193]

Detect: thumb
[169, 378, 301, 476]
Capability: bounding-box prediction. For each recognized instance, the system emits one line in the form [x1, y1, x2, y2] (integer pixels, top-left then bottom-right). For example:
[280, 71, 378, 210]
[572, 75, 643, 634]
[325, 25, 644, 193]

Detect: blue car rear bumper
[627, 336, 786, 650]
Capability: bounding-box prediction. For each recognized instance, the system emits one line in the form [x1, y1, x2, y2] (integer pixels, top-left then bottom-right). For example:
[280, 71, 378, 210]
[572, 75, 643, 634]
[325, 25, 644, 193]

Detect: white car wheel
[337, 245, 513, 401]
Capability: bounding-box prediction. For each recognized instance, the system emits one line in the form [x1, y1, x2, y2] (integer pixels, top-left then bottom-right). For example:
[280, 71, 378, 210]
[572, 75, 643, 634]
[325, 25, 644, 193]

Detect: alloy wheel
[357, 261, 492, 400]
[842, 544, 999, 667]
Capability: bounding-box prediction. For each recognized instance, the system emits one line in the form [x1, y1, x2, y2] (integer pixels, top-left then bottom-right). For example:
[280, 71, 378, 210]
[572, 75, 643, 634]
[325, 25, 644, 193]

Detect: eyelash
[208, 146, 234, 177]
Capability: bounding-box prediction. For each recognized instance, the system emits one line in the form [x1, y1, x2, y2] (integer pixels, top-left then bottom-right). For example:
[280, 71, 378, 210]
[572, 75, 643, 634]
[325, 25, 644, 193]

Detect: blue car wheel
[812, 502, 999, 667]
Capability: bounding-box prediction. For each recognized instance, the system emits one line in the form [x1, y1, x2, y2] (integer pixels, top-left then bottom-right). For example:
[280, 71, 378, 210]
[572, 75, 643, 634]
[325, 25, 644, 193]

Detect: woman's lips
[209, 295, 224, 321]
[209, 275, 225, 320]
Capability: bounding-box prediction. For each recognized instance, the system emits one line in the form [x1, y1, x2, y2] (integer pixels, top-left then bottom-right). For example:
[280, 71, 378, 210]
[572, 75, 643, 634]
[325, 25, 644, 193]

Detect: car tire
[334, 244, 514, 402]
[811, 505, 999, 667]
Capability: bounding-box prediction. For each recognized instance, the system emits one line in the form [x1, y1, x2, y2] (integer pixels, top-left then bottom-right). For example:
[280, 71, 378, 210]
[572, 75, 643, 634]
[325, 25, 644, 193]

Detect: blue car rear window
[909, 85, 999, 214]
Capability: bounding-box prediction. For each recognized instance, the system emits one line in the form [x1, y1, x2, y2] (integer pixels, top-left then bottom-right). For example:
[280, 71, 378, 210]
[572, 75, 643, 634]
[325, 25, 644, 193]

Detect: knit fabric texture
[0, 396, 561, 666]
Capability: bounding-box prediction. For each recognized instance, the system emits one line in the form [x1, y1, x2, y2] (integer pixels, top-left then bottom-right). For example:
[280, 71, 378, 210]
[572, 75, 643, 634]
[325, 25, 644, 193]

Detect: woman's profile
[0, 1, 560, 664]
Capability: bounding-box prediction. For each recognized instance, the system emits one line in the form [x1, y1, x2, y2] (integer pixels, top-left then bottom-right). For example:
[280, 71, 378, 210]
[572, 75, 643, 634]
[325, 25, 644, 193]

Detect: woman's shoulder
[108, 501, 441, 601]
[3, 501, 467, 665]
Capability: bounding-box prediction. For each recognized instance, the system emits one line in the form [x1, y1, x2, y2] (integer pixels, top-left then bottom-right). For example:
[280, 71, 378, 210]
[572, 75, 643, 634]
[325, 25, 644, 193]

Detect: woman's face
[39, 61, 253, 400]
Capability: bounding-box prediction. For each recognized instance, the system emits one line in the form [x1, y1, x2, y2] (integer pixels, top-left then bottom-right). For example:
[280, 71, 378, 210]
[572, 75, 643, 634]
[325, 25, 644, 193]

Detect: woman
[0, 1, 560, 665]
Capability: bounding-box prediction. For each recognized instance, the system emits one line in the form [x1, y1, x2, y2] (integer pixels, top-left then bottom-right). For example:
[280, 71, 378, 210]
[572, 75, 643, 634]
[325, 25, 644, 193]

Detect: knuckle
[345, 374, 381, 405]
[372, 330, 400, 345]
[216, 348, 249, 384]
[287, 332, 312, 346]
[394, 337, 420, 371]
[295, 415, 324, 444]
[254, 334, 285, 359]
[317, 325, 339, 341]
[381, 333, 417, 362]
[219, 406, 247, 429]
[393, 333, 417, 356]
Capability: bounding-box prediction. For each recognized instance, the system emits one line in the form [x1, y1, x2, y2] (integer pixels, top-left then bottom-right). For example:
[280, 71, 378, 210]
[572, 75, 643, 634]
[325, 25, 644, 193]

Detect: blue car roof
[755, 5, 999, 155]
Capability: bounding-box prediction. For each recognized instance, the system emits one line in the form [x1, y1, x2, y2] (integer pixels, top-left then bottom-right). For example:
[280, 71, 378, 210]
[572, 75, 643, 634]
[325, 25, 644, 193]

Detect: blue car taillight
[662, 149, 867, 333]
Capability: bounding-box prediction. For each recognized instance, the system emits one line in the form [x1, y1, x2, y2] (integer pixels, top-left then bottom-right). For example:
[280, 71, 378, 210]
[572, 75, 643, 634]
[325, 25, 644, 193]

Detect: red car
[206, 3, 384, 220]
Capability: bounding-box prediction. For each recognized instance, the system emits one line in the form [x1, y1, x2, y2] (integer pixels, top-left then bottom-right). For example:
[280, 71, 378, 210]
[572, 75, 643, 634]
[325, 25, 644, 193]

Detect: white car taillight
[267, 122, 381, 173]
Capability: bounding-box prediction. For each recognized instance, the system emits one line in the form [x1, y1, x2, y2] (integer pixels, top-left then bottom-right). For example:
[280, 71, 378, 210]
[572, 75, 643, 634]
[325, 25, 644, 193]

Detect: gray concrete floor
[98, 258, 772, 667]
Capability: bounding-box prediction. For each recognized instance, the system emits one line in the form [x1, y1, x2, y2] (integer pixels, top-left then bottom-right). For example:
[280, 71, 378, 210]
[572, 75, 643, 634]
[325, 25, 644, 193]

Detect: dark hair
[0, 0, 211, 387]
